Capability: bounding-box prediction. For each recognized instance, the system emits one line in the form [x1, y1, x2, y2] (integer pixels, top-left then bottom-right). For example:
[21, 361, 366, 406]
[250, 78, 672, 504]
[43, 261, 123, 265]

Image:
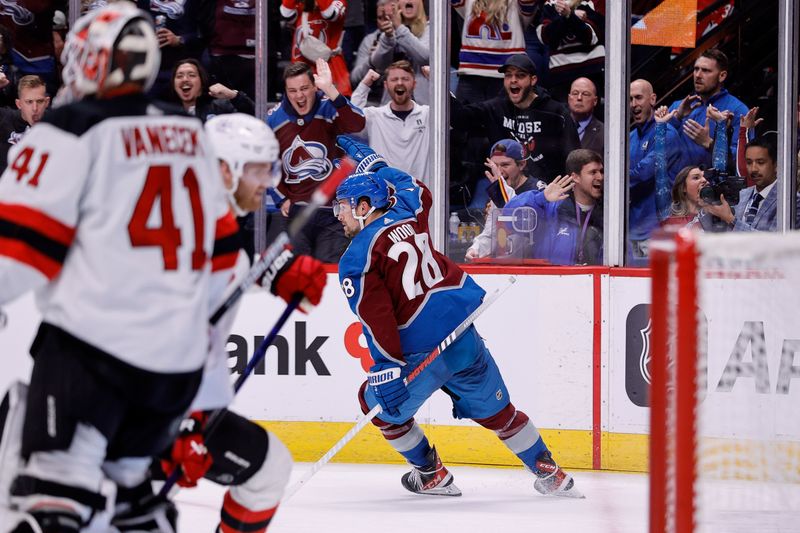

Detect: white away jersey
[0, 94, 229, 373]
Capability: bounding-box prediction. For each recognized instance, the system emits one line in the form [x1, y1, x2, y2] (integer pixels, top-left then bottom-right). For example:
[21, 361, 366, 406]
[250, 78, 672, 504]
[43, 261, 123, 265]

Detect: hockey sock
[218, 491, 277, 533]
[475, 403, 549, 471]
[358, 382, 433, 466]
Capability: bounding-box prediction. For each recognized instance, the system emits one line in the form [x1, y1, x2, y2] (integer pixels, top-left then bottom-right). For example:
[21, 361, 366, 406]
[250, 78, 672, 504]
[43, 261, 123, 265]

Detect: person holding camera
[703, 134, 800, 231]
[653, 104, 732, 232]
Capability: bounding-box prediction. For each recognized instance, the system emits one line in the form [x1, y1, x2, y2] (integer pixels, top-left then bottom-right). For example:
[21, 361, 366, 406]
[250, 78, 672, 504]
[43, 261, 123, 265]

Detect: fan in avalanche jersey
[334, 136, 583, 499]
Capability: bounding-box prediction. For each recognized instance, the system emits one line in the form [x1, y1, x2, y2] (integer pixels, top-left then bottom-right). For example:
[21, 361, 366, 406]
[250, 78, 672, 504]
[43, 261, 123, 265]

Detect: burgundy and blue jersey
[338, 166, 485, 366]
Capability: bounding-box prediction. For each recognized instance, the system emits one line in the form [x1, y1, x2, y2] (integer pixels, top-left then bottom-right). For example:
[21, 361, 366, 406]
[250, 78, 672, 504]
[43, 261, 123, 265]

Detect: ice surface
[176, 463, 648, 533]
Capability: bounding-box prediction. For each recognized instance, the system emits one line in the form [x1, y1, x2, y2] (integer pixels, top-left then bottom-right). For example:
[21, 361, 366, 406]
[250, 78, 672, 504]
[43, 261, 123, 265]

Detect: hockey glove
[336, 135, 387, 173]
[368, 363, 409, 417]
[261, 246, 326, 314]
[160, 411, 212, 488]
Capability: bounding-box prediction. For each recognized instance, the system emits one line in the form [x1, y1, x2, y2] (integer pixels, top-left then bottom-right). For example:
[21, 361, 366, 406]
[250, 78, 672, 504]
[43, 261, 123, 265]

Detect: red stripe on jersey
[0, 203, 75, 246]
[211, 212, 240, 272]
[215, 212, 239, 239]
[0, 236, 61, 279]
[460, 45, 527, 53]
[211, 252, 239, 272]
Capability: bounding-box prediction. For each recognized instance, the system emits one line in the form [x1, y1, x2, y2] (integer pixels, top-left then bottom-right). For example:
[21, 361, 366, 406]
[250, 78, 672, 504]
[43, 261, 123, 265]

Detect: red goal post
[649, 228, 800, 533]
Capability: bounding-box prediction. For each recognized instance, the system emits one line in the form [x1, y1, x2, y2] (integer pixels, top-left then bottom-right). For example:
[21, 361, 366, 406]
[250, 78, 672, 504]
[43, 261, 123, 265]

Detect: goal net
[649, 229, 800, 533]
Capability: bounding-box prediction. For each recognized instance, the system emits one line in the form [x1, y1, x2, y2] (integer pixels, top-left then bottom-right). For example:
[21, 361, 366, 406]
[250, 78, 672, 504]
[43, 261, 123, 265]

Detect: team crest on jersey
[465, 12, 511, 41]
[282, 136, 333, 184]
[0, 0, 33, 25]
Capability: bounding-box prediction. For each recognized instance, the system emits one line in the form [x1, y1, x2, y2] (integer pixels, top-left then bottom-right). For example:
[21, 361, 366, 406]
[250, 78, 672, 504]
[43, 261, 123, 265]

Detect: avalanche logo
[282, 136, 333, 184]
[465, 11, 512, 41]
[0, 0, 33, 25]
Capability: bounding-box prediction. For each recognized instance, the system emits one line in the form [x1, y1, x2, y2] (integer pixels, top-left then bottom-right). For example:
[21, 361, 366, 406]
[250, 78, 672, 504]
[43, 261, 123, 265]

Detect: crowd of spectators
[0, 0, 796, 267]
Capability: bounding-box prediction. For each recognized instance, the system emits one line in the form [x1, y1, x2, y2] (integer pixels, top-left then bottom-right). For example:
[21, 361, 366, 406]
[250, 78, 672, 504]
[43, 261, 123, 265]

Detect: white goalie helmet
[205, 113, 281, 215]
[60, 1, 159, 102]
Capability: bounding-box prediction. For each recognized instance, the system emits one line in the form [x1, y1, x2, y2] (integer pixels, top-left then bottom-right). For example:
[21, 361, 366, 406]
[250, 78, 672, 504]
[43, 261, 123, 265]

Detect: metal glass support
[603, 1, 631, 266]
[777, 0, 798, 232]
[429, 1, 450, 253]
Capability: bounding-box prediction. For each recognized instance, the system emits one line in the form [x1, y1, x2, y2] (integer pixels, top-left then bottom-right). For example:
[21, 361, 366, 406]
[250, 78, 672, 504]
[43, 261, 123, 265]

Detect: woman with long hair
[170, 59, 254, 123]
[654, 104, 730, 231]
[368, 0, 430, 104]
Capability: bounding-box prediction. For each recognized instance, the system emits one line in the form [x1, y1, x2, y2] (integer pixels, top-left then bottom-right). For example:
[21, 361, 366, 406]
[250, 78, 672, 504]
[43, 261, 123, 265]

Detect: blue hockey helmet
[334, 171, 390, 212]
[333, 171, 391, 228]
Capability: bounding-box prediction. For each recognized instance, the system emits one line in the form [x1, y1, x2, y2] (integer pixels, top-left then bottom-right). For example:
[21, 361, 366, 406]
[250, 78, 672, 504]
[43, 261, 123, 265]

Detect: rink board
[3, 268, 799, 473]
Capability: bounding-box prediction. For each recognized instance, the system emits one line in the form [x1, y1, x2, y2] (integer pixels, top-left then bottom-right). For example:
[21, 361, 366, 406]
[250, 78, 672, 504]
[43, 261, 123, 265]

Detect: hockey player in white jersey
[0, 3, 267, 532]
[150, 113, 326, 533]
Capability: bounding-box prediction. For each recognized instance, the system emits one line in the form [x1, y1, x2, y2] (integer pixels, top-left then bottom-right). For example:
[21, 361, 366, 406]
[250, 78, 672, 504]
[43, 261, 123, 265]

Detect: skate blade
[552, 486, 585, 499]
[413, 484, 463, 497]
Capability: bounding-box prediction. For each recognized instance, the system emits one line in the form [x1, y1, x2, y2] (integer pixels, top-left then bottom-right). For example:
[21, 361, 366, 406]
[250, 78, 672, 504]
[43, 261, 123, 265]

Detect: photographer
[704, 135, 800, 231]
[653, 104, 732, 231]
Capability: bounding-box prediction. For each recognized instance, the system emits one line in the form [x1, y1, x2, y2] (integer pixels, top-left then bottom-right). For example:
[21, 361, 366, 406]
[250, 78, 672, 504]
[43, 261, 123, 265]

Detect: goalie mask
[60, 2, 159, 103]
[334, 172, 391, 229]
[205, 113, 281, 215]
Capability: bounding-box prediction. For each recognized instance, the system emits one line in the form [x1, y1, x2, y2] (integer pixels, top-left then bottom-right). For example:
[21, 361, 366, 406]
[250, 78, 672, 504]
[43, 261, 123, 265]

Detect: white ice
[176, 463, 649, 533]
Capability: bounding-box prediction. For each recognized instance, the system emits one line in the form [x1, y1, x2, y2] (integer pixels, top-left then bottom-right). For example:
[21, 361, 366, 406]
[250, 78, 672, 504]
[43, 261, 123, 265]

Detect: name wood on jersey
[121, 124, 204, 158]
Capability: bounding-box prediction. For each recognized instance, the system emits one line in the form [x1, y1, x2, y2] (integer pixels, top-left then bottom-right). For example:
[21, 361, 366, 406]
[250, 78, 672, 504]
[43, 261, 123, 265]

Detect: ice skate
[533, 451, 585, 498]
[401, 447, 462, 497]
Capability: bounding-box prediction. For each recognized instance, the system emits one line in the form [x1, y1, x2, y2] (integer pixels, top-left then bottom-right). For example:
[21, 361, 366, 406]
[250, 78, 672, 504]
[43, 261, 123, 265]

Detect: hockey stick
[282, 275, 518, 501]
[157, 160, 355, 497]
[209, 158, 355, 325]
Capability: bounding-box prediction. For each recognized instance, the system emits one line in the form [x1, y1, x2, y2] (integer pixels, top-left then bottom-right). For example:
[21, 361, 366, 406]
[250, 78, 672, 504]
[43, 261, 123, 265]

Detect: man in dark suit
[705, 136, 800, 231]
[568, 77, 603, 157]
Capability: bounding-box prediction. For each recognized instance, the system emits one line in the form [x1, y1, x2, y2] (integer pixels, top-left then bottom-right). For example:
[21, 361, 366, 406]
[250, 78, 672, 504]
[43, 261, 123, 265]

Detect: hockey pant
[357, 326, 548, 470]
[6, 323, 202, 531]
[200, 409, 292, 533]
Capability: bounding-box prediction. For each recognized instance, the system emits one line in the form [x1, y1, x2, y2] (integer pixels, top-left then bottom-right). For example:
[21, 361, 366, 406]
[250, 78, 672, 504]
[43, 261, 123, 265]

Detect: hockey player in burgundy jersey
[334, 136, 582, 499]
[153, 113, 326, 533]
[266, 59, 365, 262]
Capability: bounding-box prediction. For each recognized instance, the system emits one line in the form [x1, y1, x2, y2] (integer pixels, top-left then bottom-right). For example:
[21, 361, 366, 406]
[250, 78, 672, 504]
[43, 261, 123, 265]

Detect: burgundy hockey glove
[262, 247, 326, 313]
[368, 363, 410, 417]
[161, 411, 212, 488]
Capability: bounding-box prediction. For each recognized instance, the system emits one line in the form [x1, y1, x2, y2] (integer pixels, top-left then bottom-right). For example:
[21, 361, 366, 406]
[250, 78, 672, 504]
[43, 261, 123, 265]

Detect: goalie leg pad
[0, 381, 27, 509]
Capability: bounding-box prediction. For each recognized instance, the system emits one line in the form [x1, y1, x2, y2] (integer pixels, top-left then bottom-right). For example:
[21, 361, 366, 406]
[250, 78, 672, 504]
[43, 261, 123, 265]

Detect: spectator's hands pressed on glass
[741, 106, 763, 130]
[675, 94, 703, 120]
[544, 174, 575, 203]
[420, 65, 430, 79]
[208, 83, 238, 100]
[465, 247, 478, 262]
[361, 69, 381, 87]
[314, 58, 340, 99]
[654, 105, 676, 123]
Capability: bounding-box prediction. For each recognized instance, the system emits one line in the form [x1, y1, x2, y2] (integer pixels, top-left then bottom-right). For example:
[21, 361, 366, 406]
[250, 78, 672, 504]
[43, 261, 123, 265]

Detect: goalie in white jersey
[0, 3, 261, 532]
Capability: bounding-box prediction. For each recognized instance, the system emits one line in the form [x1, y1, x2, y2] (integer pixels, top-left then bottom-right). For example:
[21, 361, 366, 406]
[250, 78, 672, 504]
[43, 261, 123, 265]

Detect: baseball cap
[489, 139, 525, 161]
[498, 54, 537, 75]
